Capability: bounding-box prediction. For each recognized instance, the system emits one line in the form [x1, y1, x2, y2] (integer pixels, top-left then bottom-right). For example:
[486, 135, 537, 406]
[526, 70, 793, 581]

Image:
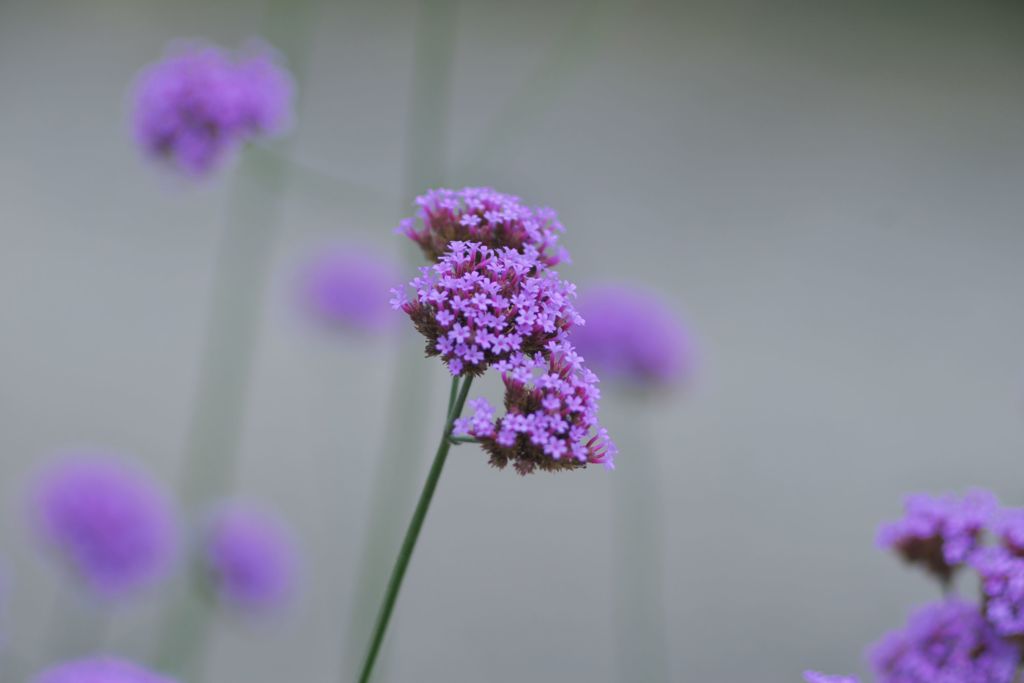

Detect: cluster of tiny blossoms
[133, 41, 293, 176]
[397, 187, 569, 267]
[876, 489, 997, 585]
[865, 489, 1024, 682]
[395, 189, 617, 475]
[391, 241, 582, 377]
[454, 341, 618, 474]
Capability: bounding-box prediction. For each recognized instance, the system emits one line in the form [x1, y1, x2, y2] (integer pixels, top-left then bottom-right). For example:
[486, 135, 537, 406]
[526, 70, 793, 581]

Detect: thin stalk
[356, 375, 473, 683]
[342, 0, 459, 676]
[152, 0, 315, 676]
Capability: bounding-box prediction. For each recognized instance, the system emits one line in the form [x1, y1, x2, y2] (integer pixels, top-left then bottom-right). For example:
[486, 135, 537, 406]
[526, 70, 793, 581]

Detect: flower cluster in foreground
[396, 189, 615, 474]
[397, 187, 569, 267]
[30, 657, 177, 683]
[133, 40, 293, 176]
[392, 241, 582, 377]
[869, 599, 1018, 683]
[863, 489, 1024, 682]
[454, 342, 617, 473]
[876, 489, 997, 585]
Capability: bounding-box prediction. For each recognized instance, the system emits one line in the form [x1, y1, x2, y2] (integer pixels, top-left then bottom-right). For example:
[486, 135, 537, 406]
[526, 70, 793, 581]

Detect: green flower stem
[356, 374, 473, 683]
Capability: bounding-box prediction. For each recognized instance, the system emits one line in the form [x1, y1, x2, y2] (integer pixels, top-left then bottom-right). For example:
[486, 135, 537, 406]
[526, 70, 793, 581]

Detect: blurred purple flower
[876, 489, 997, 584]
[991, 507, 1024, 556]
[393, 241, 582, 377]
[30, 657, 177, 683]
[971, 546, 1024, 637]
[571, 284, 692, 390]
[454, 341, 617, 474]
[30, 455, 177, 597]
[200, 504, 298, 612]
[804, 673, 858, 683]
[867, 599, 1018, 683]
[299, 245, 401, 333]
[397, 187, 569, 266]
[132, 40, 293, 176]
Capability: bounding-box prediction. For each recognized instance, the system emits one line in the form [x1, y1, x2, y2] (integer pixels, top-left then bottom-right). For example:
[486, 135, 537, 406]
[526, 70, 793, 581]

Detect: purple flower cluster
[876, 489, 997, 584]
[29, 456, 177, 597]
[970, 547, 1024, 637]
[804, 672, 859, 683]
[200, 505, 298, 612]
[394, 188, 617, 474]
[300, 244, 401, 333]
[454, 341, 618, 474]
[992, 507, 1024, 556]
[571, 284, 692, 389]
[133, 40, 293, 176]
[397, 187, 569, 266]
[391, 241, 582, 377]
[31, 657, 177, 683]
[868, 599, 1019, 683]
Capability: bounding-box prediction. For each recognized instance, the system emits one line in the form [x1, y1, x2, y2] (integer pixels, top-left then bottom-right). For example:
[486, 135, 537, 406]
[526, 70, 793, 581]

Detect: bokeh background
[2, 0, 1024, 681]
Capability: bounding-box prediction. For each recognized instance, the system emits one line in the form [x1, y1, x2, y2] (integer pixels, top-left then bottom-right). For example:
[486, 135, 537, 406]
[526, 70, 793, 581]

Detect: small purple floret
[300, 245, 401, 333]
[876, 489, 997, 583]
[133, 40, 293, 176]
[30, 456, 177, 597]
[867, 599, 1018, 683]
[397, 187, 569, 266]
[201, 505, 298, 612]
[30, 657, 177, 683]
[571, 284, 692, 389]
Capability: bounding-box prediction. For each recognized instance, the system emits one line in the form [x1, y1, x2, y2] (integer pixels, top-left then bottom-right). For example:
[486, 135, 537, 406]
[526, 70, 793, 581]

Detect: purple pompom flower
[397, 187, 569, 266]
[299, 244, 401, 333]
[804, 673, 859, 683]
[30, 657, 177, 683]
[992, 507, 1024, 557]
[454, 341, 618, 474]
[132, 40, 293, 176]
[29, 456, 177, 597]
[571, 284, 692, 390]
[199, 504, 298, 612]
[876, 489, 997, 584]
[971, 546, 1024, 637]
[392, 241, 583, 377]
[867, 599, 1019, 683]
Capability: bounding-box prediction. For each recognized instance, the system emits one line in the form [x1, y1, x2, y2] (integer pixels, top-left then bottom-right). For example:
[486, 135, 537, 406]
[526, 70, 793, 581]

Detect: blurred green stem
[356, 375, 473, 683]
[153, 0, 314, 678]
[611, 393, 671, 682]
[343, 0, 458, 678]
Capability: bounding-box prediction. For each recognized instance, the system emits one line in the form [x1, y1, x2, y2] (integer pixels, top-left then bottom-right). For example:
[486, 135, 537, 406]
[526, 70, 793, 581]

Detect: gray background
[1, 0, 1024, 681]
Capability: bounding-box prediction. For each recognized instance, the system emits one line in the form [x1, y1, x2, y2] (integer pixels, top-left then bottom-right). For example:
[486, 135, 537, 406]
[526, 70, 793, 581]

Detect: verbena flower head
[391, 241, 583, 377]
[30, 455, 177, 597]
[971, 547, 1024, 637]
[300, 244, 401, 333]
[867, 599, 1019, 683]
[397, 187, 569, 266]
[804, 673, 859, 683]
[454, 341, 618, 474]
[200, 504, 298, 612]
[992, 508, 1024, 557]
[133, 40, 293, 176]
[571, 284, 692, 389]
[876, 489, 997, 584]
[30, 657, 177, 683]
